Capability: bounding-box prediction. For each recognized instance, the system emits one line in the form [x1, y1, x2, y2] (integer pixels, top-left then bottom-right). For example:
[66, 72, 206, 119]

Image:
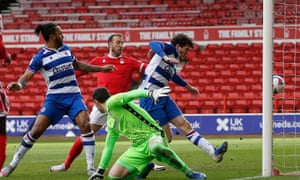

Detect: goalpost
[262, 0, 273, 177]
[265, 0, 300, 177]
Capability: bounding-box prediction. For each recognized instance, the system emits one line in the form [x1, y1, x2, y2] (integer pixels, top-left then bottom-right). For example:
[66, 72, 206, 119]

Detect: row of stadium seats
[1, 42, 299, 115]
[5, 0, 300, 29]
[0, 0, 278, 29]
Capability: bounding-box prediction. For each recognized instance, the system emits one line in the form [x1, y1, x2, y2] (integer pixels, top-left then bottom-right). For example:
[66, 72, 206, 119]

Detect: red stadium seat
[214, 64, 229, 70]
[81, 46, 95, 53]
[228, 77, 241, 85]
[248, 99, 262, 113]
[200, 107, 215, 114]
[235, 43, 249, 50]
[220, 43, 234, 50]
[206, 44, 219, 50]
[184, 108, 199, 114]
[221, 56, 235, 64]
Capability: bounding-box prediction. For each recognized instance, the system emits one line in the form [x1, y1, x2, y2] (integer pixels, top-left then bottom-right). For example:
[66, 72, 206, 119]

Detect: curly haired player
[139, 33, 228, 163]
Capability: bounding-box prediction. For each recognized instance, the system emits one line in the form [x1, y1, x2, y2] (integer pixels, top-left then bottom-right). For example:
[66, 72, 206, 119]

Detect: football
[273, 75, 285, 94]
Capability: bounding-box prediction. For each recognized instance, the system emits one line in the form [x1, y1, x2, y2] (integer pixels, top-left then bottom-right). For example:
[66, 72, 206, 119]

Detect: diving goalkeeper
[88, 87, 207, 180]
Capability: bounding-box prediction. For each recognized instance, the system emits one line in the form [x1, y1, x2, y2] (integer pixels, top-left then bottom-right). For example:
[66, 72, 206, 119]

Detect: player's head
[107, 33, 124, 57]
[35, 23, 63, 48]
[92, 87, 111, 113]
[171, 33, 193, 60]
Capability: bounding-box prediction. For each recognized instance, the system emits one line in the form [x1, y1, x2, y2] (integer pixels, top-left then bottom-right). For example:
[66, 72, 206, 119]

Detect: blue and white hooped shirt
[27, 44, 81, 96]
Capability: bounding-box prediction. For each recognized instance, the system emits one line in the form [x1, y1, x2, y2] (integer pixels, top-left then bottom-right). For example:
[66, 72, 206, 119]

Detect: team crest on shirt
[120, 57, 124, 64]
[164, 65, 175, 76]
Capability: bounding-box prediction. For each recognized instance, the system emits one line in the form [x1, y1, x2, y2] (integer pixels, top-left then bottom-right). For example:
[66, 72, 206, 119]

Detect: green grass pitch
[2, 136, 300, 180]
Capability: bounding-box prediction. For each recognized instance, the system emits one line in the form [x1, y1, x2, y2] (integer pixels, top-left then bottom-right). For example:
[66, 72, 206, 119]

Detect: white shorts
[89, 104, 107, 126]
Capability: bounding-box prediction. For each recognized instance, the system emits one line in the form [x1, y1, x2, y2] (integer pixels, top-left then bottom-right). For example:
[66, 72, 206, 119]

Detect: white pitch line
[230, 176, 264, 180]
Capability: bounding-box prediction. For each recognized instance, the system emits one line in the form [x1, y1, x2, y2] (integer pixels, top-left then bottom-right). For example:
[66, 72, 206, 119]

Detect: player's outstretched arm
[7, 70, 34, 91]
[185, 84, 199, 96]
[73, 60, 116, 73]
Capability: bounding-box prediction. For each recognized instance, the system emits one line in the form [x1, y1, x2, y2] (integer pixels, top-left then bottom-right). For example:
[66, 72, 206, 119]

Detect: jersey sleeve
[149, 41, 167, 58]
[98, 129, 119, 169]
[172, 71, 188, 87]
[131, 57, 147, 73]
[107, 89, 149, 108]
[75, 56, 101, 77]
[27, 53, 42, 73]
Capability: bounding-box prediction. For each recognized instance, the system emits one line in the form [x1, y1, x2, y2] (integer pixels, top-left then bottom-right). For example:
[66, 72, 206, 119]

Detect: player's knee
[150, 142, 162, 154]
[150, 142, 170, 156]
[77, 120, 92, 134]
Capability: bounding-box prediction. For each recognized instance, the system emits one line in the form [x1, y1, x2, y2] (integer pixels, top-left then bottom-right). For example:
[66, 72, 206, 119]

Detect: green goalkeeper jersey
[99, 89, 166, 169]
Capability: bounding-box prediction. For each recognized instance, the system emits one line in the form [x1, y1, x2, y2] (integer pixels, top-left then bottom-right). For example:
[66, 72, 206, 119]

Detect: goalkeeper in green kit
[88, 87, 207, 180]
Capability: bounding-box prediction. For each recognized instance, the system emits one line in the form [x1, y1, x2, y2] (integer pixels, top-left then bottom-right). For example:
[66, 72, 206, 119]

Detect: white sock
[186, 130, 215, 157]
[10, 132, 36, 167]
[81, 132, 95, 170]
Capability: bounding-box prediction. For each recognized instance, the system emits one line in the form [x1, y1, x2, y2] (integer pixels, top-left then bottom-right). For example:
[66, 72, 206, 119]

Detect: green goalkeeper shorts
[116, 133, 164, 173]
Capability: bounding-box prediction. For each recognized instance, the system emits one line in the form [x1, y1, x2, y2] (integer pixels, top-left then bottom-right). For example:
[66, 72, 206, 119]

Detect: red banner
[2, 26, 299, 47]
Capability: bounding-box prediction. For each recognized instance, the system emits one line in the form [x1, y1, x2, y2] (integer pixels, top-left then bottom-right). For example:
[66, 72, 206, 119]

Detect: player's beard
[113, 48, 122, 57]
[55, 37, 63, 48]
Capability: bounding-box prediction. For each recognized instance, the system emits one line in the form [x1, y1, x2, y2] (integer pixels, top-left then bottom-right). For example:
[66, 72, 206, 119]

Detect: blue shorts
[140, 96, 182, 126]
[39, 93, 87, 125]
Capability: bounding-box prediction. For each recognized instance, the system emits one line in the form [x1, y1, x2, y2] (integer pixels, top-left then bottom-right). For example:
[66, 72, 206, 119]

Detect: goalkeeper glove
[88, 168, 105, 180]
[148, 86, 171, 104]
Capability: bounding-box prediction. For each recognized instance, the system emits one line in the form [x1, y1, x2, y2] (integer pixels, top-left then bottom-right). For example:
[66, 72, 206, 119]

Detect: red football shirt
[76, 55, 147, 95]
[0, 34, 9, 60]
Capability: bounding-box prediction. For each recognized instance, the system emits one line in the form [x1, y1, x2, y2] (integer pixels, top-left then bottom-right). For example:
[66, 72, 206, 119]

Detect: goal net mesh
[272, 0, 300, 176]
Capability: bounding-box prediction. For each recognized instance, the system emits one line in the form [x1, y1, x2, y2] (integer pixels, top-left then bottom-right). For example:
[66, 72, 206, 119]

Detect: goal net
[272, 0, 300, 176]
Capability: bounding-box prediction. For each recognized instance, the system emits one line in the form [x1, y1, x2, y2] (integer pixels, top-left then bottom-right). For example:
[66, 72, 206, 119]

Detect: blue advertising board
[6, 114, 300, 136]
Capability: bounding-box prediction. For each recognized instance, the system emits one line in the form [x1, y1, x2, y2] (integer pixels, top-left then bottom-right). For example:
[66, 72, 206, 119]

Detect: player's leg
[0, 116, 7, 169]
[0, 114, 51, 177]
[0, 82, 9, 170]
[73, 110, 95, 176]
[50, 136, 83, 172]
[149, 135, 207, 179]
[162, 123, 173, 143]
[109, 146, 153, 180]
[171, 116, 227, 162]
[90, 148, 143, 180]
[163, 98, 228, 162]
[70, 96, 98, 175]
[0, 97, 69, 177]
[50, 105, 105, 173]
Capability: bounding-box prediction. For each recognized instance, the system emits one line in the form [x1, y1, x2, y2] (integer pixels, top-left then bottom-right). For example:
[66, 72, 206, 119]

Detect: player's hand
[162, 56, 179, 64]
[149, 86, 171, 104]
[186, 85, 199, 96]
[100, 65, 116, 72]
[7, 82, 22, 91]
[88, 168, 104, 180]
[3, 55, 11, 66]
